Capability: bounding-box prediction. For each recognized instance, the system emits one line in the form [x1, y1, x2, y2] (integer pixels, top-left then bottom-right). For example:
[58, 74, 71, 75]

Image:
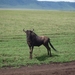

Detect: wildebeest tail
[49, 40, 57, 52]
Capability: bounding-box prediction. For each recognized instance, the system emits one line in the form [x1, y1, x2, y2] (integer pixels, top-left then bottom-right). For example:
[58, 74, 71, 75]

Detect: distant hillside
[0, 0, 75, 10]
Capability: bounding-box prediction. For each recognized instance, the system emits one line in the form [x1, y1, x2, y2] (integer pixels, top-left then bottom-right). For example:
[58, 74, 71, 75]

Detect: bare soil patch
[0, 61, 75, 75]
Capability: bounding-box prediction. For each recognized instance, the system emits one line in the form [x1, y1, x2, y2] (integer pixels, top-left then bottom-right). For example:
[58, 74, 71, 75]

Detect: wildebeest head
[23, 29, 34, 40]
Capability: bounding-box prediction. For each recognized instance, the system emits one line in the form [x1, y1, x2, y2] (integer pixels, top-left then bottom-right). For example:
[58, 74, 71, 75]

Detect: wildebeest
[23, 29, 57, 59]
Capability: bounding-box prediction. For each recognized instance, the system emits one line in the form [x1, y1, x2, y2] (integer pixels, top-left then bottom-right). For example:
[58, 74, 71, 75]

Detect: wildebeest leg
[29, 46, 34, 59]
[44, 44, 52, 57]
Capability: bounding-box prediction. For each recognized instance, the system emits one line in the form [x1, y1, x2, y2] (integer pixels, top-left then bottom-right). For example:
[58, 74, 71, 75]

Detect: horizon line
[37, 0, 75, 2]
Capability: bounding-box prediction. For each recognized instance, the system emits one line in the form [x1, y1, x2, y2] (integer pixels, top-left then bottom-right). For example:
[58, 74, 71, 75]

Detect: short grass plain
[0, 10, 75, 68]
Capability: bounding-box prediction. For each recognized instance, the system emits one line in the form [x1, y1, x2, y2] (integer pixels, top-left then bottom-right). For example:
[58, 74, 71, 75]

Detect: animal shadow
[35, 54, 59, 61]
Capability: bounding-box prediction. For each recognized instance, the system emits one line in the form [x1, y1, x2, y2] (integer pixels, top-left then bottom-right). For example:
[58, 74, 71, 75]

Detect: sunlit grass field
[0, 10, 75, 68]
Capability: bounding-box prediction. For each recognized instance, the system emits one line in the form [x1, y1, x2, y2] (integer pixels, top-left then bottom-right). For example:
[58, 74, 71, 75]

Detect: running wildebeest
[23, 29, 57, 59]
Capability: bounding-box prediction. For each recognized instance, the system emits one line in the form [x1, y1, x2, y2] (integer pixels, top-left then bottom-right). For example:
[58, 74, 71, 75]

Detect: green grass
[0, 10, 75, 68]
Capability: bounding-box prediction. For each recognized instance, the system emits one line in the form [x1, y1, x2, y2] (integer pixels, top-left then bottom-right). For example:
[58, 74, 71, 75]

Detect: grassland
[0, 10, 75, 68]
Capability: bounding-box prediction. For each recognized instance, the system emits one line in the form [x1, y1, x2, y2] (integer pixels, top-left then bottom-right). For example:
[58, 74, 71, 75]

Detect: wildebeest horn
[32, 29, 34, 31]
[23, 29, 25, 32]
